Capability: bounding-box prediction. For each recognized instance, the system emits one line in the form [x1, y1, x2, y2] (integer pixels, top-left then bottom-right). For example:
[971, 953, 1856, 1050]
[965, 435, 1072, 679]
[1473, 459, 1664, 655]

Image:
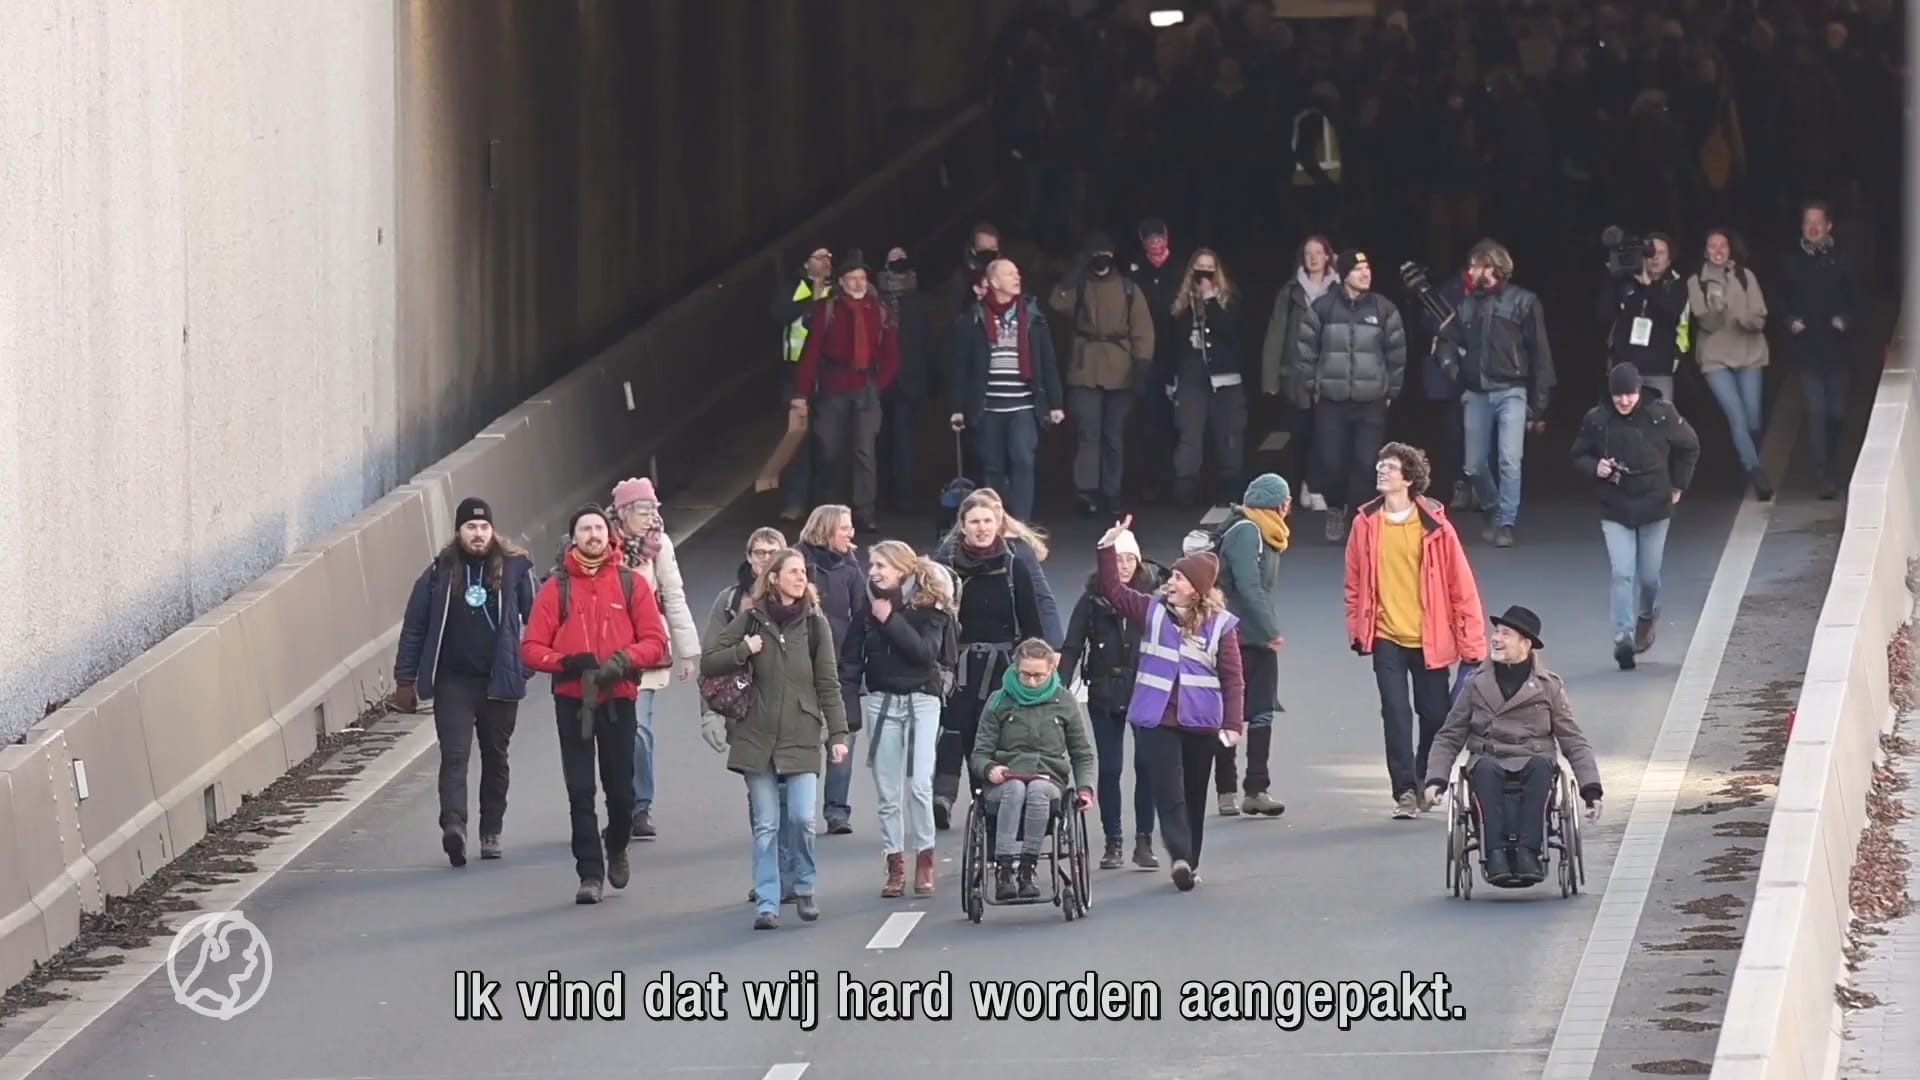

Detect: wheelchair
[959, 777, 1093, 923]
[1444, 756, 1587, 900]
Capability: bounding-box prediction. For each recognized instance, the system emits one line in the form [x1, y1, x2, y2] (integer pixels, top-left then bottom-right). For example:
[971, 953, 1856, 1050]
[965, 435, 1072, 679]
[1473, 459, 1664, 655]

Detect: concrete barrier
[0, 103, 995, 992]
[1712, 332, 1920, 1079]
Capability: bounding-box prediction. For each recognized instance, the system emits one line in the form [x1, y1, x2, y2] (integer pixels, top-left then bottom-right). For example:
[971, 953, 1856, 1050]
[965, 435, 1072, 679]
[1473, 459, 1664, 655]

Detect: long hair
[869, 540, 956, 613]
[1172, 247, 1237, 315]
[945, 487, 1051, 561]
[437, 533, 527, 590]
[750, 549, 821, 610]
[799, 504, 851, 548]
[1298, 234, 1334, 276]
[1701, 226, 1752, 288]
[1166, 583, 1229, 637]
[1466, 238, 1515, 282]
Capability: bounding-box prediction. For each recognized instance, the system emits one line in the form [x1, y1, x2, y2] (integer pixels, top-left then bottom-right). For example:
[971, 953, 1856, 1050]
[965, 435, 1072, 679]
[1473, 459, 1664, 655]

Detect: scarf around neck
[761, 593, 807, 627]
[1243, 505, 1291, 552]
[571, 546, 610, 575]
[982, 292, 1033, 379]
[1000, 664, 1060, 706]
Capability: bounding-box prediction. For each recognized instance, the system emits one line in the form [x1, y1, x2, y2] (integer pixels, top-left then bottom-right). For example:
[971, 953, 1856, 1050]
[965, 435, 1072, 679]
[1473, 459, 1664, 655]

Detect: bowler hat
[1490, 605, 1545, 649]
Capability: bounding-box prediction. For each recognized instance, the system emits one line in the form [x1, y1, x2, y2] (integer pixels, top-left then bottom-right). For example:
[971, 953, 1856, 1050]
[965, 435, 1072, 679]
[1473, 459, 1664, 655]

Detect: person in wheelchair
[971, 639, 1097, 901]
[1424, 606, 1603, 886]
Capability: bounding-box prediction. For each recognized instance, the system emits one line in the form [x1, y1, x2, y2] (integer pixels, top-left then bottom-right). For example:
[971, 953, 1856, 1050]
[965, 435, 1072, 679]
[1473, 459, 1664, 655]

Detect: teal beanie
[1243, 473, 1290, 509]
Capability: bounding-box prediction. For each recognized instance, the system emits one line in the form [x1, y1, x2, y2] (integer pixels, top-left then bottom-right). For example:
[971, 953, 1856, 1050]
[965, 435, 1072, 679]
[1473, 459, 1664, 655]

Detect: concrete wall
[0, 0, 399, 742]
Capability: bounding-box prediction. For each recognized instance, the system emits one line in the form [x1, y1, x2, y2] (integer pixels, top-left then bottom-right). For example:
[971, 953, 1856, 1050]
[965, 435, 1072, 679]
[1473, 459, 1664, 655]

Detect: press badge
[1629, 316, 1653, 347]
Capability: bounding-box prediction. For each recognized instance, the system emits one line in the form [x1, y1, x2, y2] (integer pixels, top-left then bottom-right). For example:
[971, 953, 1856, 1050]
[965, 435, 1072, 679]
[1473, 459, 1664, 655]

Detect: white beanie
[1113, 529, 1141, 560]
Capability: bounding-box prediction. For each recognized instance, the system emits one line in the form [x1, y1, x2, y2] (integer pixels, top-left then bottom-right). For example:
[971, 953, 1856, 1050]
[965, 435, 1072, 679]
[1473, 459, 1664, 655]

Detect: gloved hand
[597, 650, 637, 684]
[1351, 641, 1368, 656]
[1580, 783, 1603, 804]
[392, 682, 418, 713]
[562, 652, 598, 675]
[699, 714, 729, 754]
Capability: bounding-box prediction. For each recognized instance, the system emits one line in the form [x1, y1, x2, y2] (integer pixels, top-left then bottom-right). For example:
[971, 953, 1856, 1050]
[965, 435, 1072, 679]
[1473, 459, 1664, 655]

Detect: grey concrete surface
[17, 444, 1748, 1078]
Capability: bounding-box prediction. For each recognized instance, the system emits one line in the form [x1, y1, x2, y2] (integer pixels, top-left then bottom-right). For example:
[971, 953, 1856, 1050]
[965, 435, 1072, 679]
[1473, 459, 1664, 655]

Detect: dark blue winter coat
[394, 550, 538, 701]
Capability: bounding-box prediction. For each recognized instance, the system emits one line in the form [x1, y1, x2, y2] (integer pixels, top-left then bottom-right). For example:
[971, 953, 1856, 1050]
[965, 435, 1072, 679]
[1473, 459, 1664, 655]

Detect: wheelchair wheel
[1055, 815, 1076, 922]
[1444, 787, 1460, 896]
[961, 797, 985, 923]
[1069, 806, 1093, 918]
[1555, 775, 1576, 899]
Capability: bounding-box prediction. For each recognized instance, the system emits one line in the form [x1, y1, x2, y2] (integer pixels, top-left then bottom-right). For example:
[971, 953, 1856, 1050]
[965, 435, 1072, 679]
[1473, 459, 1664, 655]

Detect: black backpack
[554, 566, 636, 627]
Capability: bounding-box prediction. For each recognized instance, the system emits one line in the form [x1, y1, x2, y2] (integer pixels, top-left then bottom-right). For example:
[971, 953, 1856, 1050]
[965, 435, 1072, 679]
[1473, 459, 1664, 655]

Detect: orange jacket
[1343, 496, 1487, 670]
[521, 549, 671, 699]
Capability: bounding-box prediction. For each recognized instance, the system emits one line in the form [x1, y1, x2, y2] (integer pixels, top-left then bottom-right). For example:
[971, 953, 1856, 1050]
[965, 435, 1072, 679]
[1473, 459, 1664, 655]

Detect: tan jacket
[1049, 273, 1155, 390]
[1687, 265, 1769, 373]
[1424, 660, 1600, 789]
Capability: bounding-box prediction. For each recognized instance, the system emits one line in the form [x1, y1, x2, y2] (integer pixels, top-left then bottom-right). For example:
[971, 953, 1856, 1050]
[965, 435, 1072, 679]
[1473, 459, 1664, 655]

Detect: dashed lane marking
[1198, 505, 1232, 526]
[864, 911, 924, 950]
[762, 1065, 810, 1080]
[1259, 431, 1291, 453]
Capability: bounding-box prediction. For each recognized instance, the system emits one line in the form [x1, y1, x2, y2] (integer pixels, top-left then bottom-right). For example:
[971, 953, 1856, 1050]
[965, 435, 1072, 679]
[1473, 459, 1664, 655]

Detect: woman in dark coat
[798, 504, 868, 834]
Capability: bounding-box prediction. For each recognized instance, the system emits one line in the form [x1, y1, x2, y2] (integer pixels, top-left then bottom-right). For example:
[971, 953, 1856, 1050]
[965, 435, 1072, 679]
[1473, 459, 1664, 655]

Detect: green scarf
[1000, 665, 1060, 707]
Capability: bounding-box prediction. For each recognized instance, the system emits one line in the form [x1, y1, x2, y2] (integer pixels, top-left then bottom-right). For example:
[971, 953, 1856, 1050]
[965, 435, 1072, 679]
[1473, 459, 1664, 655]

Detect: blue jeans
[823, 684, 859, 822]
[631, 688, 656, 814]
[1704, 367, 1764, 471]
[1462, 386, 1527, 527]
[975, 409, 1040, 521]
[746, 784, 803, 903]
[866, 692, 940, 855]
[1601, 519, 1670, 642]
[746, 769, 818, 915]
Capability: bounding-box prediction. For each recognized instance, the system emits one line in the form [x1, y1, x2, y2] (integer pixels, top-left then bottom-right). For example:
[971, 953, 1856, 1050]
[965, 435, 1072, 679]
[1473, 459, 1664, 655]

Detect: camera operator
[1432, 240, 1554, 548]
[1596, 234, 1688, 402]
[1569, 365, 1701, 671]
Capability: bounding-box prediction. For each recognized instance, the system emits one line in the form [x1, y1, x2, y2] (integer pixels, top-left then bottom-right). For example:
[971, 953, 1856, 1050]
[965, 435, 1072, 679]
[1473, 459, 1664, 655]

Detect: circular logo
[166, 910, 273, 1020]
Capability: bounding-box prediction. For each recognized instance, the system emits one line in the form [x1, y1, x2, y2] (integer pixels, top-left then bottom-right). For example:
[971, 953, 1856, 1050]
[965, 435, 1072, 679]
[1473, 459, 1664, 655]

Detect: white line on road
[1199, 505, 1232, 525]
[865, 911, 924, 950]
[762, 1065, 810, 1080]
[1259, 431, 1291, 452]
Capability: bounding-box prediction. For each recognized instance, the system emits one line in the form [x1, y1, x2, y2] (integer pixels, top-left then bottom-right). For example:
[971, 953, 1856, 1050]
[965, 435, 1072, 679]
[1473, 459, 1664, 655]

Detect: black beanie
[1335, 249, 1371, 280]
[1609, 364, 1643, 396]
[456, 497, 492, 528]
[568, 504, 610, 536]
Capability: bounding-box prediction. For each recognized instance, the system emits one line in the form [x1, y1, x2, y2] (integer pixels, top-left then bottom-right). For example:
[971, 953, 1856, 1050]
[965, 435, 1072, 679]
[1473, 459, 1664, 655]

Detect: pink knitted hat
[611, 477, 657, 508]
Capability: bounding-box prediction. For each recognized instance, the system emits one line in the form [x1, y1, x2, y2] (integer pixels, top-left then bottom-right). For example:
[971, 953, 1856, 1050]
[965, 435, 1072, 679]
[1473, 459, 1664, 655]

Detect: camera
[1400, 261, 1455, 326]
[1601, 226, 1655, 277]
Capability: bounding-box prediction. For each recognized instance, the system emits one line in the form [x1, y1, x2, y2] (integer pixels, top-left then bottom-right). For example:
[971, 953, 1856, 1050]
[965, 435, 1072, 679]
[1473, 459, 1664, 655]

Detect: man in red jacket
[790, 249, 899, 532]
[522, 505, 671, 904]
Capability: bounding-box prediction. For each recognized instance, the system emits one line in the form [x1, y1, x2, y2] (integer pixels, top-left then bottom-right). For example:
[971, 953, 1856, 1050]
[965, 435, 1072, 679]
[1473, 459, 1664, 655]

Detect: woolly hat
[455, 496, 492, 528]
[1111, 529, 1141, 560]
[1335, 249, 1371, 280]
[568, 504, 610, 536]
[1609, 363, 1643, 396]
[1171, 552, 1220, 596]
[611, 477, 657, 508]
[1243, 473, 1291, 509]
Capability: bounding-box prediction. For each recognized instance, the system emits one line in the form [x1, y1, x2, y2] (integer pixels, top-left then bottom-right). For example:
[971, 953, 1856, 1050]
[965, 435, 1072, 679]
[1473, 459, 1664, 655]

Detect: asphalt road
[18, 425, 1751, 1079]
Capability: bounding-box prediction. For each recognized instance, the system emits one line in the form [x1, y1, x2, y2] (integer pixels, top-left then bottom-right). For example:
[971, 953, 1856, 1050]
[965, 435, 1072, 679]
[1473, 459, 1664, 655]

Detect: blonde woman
[1169, 248, 1249, 507]
[862, 541, 957, 897]
[798, 504, 868, 833]
[701, 549, 850, 930]
[610, 478, 700, 841]
[1687, 228, 1772, 500]
[934, 487, 1062, 646]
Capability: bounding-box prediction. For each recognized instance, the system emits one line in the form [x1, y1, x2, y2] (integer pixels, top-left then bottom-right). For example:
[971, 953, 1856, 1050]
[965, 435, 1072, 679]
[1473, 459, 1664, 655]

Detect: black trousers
[1372, 641, 1452, 800]
[1213, 644, 1278, 796]
[1469, 753, 1555, 855]
[552, 695, 638, 881]
[1312, 399, 1389, 512]
[1793, 356, 1850, 477]
[432, 673, 518, 835]
[1139, 725, 1216, 870]
[933, 649, 1012, 805]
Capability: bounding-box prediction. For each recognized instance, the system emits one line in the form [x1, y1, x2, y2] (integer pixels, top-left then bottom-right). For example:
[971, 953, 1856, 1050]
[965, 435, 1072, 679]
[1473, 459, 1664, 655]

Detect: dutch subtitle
[452, 969, 1466, 1030]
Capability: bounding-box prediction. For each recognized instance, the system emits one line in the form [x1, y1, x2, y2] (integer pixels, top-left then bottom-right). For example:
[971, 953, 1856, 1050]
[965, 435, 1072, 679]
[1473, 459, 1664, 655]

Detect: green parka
[970, 685, 1096, 793]
[701, 599, 848, 776]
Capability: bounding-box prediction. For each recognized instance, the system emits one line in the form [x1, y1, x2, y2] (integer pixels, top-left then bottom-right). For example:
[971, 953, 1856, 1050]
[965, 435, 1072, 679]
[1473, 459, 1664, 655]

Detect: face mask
[1088, 254, 1114, 275]
[972, 248, 1000, 268]
[887, 258, 911, 273]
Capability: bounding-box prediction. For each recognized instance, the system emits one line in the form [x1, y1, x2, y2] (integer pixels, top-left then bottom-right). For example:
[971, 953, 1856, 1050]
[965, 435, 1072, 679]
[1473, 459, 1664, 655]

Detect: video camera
[1399, 261, 1455, 327]
[1601, 226, 1655, 278]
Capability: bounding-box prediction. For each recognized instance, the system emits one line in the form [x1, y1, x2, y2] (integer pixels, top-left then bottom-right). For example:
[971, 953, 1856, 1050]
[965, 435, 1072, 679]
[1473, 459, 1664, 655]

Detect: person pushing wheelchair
[1424, 606, 1603, 886]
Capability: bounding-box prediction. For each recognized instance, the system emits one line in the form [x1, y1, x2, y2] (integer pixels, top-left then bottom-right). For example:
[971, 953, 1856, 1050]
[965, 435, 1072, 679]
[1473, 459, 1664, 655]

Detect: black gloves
[597, 651, 637, 683]
[562, 652, 599, 675]
[1351, 641, 1368, 656]
[1581, 783, 1604, 806]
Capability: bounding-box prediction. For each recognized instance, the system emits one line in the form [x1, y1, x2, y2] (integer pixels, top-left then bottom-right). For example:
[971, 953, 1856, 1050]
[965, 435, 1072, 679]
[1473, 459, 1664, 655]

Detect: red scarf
[981, 292, 1032, 379]
[849, 295, 872, 370]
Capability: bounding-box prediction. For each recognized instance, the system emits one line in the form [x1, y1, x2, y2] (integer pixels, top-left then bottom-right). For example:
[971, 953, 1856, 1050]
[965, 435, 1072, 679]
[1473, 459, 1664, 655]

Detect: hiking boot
[1218, 793, 1240, 817]
[1615, 637, 1637, 671]
[994, 858, 1016, 901]
[607, 849, 630, 890]
[753, 911, 779, 930]
[1242, 792, 1286, 817]
[1016, 855, 1040, 900]
[1634, 616, 1656, 654]
[479, 834, 502, 860]
[1100, 836, 1125, 869]
[631, 812, 656, 840]
[1512, 848, 1546, 884]
[1483, 523, 1514, 548]
[882, 853, 906, 898]
[1133, 834, 1159, 869]
[575, 878, 603, 905]
[914, 848, 936, 896]
[795, 895, 819, 922]
[443, 826, 467, 868]
[1484, 847, 1516, 885]
[1171, 859, 1196, 892]
[934, 797, 952, 831]
[1749, 467, 1774, 502]
[1393, 792, 1418, 819]
[1324, 511, 1347, 544]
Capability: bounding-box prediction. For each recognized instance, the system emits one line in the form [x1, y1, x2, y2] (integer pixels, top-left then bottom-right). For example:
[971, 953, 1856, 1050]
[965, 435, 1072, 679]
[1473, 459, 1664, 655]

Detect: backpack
[1072, 275, 1137, 346]
[554, 566, 636, 628]
[697, 610, 824, 721]
[1182, 513, 1249, 557]
[932, 607, 962, 701]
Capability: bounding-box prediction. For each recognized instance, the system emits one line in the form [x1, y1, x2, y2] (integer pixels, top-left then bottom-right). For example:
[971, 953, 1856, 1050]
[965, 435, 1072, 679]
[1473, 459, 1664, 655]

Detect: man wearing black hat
[393, 497, 538, 867]
[521, 505, 671, 904]
[1423, 606, 1604, 886]
[1050, 231, 1156, 515]
[792, 250, 898, 532]
[1569, 364, 1701, 670]
[1295, 249, 1408, 543]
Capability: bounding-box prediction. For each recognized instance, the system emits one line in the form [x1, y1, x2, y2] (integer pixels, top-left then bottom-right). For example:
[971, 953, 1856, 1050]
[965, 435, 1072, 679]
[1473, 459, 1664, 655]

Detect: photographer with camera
[1569, 365, 1701, 671]
[1596, 231, 1689, 403]
[1430, 240, 1554, 548]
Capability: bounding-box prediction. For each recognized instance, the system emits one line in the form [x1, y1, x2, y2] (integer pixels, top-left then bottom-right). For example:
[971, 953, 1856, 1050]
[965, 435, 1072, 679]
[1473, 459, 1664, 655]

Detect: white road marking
[1199, 505, 1232, 525]
[865, 911, 924, 950]
[1259, 431, 1290, 452]
[762, 1065, 810, 1080]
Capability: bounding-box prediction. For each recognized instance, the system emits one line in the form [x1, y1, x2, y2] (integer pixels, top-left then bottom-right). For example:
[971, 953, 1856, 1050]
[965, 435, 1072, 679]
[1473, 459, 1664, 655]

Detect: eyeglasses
[1016, 669, 1052, 684]
[749, 547, 780, 559]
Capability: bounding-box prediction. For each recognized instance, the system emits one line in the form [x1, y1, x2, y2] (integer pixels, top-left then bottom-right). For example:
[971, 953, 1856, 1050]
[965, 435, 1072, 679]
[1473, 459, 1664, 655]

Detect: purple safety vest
[1125, 598, 1238, 729]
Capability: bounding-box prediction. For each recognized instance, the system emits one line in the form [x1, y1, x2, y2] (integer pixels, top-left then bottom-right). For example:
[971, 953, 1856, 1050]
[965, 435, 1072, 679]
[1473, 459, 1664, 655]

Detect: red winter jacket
[521, 549, 671, 700]
[1343, 496, 1487, 670]
[792, 293, 900, 397]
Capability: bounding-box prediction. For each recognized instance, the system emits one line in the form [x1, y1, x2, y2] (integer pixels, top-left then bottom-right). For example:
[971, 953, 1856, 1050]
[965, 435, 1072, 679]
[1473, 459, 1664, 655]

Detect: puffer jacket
[1295, 287, 1408, 404]
[701, 599, 848, 776]
[1260, 272, 1333, 405]
[1687, 265, 1769, 372]
[1569, 387, 1702, 527]
[1049, 271, 1156, 390]
[1059, 560, 1167, 706]
[862, 588, 954, 698]
[970, 683, 1097, 793]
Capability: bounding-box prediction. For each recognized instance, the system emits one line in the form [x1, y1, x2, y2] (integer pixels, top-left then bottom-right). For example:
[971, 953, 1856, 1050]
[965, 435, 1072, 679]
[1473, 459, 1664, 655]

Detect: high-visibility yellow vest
[784, 280, 830, 363]
[1291, 109, 1341, 186]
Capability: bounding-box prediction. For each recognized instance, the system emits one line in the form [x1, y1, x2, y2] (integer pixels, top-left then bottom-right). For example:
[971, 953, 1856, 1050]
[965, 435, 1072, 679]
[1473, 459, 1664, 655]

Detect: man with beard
[393, 497, 539, 867]
[522, 506, 671, 904]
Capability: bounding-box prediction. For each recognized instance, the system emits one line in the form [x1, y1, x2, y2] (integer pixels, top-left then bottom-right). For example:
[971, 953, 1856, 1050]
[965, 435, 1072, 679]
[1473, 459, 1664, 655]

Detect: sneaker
[1748, 467, 1774, 502]
[607, 849, 630, 890]
[1483, 523, 1513, 548]
[1393, 792, 1418, 819]
[795, 895, 819, 922]
[1451, 480, 1474, 511]
[1307, 492, 1328, 512]
[1100, 837, 1124, 869]
[1324, 512, 1347, 544]
[1132, 834, 1159, 870]
[442, 826, 467, 868]
[1818, 474, 1839, 500]
[933, 797, 952, 831]
[1218, 793, 1240, 817]
[1077, 492, 1103, 517]
[753, 911, 779, 930]
[575, 878, 603, 905]
[1615, 637, 1637, 671]
[1171, 859, 1196, 891]
[1242, 792, 1286, 817]
[479, 834, 502, 859]
[826, 817, 852, 836]
[631, 812, 656, 841]
[1634, 616, 1656, 654]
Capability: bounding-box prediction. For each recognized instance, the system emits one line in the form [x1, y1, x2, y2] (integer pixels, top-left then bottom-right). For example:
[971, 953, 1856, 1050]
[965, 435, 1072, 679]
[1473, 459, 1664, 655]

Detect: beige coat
[1687, 265, 1769, 373]
[1048, 273, 1155, 390]
[1424, 660, 1601, 790]
[629, 533, 701, 690]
